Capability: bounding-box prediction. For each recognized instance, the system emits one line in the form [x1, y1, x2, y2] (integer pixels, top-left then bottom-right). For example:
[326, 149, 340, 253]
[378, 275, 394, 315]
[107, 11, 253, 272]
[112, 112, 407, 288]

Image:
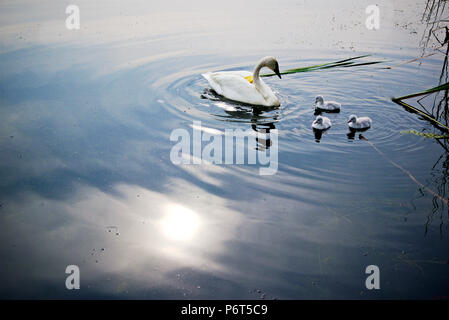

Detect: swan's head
[348, 114, 357, 123]
[314, 116, 323, 125]
[315, 95, 324, 105]
[260, 56, 281, 79]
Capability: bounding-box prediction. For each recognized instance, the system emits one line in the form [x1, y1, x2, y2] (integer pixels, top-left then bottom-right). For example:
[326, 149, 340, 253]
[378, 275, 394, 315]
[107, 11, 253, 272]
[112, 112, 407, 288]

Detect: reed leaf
[342, 61, 384, 67]
[392, 82, 449, 131]
[261, 55, 384, 77]
[393, 82, 449, 101]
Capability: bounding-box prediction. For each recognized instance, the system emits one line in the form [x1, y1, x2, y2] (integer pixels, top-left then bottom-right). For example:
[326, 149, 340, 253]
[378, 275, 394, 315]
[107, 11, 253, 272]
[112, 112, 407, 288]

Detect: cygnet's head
[348, 114, 357, 123]
[315, 95, 324, 105]
[314, 116, 323, 124]
[260, 56, 281, 79]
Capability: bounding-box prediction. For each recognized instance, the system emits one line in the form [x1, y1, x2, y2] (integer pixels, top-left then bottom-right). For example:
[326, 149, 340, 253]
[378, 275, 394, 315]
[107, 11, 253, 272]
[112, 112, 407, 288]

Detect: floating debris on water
[106, 226, 120, 236]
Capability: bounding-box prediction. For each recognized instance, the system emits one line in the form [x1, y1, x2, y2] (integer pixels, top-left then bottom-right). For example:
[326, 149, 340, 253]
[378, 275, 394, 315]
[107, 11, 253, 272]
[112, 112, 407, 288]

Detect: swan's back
[349, 116, 372, 129]
[324, 101, 341, 110]
[358, 116, 372, 127]
[202, 71, 250, 96]
[202, 71, 279, 106]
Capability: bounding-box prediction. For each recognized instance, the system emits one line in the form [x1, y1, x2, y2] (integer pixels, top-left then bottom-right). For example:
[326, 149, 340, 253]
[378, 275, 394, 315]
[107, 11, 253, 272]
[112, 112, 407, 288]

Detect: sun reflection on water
[160, 204, 200, 242]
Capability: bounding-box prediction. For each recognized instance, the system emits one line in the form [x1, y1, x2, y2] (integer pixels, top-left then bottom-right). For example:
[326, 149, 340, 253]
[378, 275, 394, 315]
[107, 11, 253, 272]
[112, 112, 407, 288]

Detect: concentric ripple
[151, 53, 435, 159]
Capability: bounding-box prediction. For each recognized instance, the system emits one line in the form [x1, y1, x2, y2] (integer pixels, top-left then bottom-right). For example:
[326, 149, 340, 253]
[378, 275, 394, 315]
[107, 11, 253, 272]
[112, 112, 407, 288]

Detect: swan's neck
[252, 61, 265, 86]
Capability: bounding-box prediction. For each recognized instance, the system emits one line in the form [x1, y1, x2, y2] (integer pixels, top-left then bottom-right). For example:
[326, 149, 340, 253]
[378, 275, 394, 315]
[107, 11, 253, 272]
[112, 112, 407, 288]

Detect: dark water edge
[0, 0, 448, 299]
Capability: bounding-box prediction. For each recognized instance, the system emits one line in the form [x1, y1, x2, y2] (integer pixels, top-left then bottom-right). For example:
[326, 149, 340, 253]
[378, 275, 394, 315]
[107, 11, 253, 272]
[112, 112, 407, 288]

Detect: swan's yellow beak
[244, 75, 254, 83]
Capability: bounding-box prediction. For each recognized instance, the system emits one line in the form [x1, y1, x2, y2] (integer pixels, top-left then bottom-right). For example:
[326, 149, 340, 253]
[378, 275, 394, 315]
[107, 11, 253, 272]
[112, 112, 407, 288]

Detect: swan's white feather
[202, 71, 280, 107]
[316, 101, 341, 111]
[348, 116, 372, 129]
[312, 116, 332, 130]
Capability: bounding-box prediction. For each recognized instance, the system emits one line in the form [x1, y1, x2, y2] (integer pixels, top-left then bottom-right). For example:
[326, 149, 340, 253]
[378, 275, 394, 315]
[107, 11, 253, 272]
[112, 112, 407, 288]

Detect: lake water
[0, 0, 448, 299]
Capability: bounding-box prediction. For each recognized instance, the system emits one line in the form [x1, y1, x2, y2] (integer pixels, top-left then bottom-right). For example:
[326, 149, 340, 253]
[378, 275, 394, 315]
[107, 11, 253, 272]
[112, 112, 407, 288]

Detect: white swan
[347, 114, 372, 129]
[202, 56, 282, 107]
[315, 95, 341, 111]
[312, 115, 332, 130]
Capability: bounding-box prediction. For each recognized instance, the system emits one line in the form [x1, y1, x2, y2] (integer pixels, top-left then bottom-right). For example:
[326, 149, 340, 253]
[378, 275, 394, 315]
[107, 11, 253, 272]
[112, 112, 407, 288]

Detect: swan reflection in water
[313, 128, 327, 143]
[223, 104, 279, 151]
[347, 127, 371, 140]
[202, 88, 279, 151]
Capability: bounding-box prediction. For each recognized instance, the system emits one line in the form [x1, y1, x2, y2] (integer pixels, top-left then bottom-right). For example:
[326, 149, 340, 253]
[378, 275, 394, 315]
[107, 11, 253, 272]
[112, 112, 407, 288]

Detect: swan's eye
[244, 75, 254, 83]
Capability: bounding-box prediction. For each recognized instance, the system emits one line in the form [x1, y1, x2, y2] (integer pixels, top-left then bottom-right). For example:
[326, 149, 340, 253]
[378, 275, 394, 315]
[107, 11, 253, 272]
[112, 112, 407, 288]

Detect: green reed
[261, 55, 384, 77]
